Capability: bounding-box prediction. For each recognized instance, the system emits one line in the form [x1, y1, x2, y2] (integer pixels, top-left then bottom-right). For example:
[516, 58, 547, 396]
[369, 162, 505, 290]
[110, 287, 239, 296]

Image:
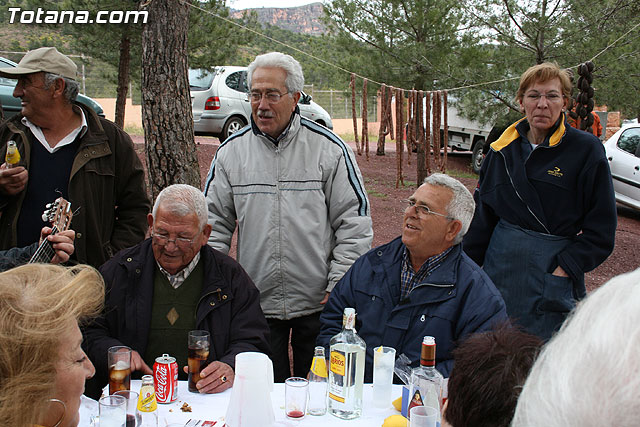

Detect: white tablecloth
[90, 380, 403, 426]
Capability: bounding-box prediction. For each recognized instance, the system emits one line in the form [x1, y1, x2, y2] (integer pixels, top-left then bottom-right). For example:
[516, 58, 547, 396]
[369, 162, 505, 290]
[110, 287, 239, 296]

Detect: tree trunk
[115, 31, 131, 130]
[141, 0, 200, 201]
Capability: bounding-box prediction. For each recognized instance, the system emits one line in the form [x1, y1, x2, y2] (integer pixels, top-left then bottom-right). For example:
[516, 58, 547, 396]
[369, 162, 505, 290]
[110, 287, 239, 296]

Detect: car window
[225, 71, 246, 93]
[239, 72, 248, 93]
[189, 69, 214, 90]
[617, 128, 640, 156]
[0, 58, 17, 86]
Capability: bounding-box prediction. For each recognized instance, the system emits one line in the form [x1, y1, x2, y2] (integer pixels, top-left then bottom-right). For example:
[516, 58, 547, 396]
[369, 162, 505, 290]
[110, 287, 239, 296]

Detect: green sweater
[143, 261, 204, 379]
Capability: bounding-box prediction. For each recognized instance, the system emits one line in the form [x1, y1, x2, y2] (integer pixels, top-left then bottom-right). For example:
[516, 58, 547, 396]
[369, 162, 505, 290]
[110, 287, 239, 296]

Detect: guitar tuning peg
[45, 203, 52, 209]
[42, 213, 49, 222]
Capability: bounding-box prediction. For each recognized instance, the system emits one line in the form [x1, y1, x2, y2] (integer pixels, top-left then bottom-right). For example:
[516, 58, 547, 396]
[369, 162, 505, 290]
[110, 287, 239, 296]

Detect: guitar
[28, 197, 73, 264]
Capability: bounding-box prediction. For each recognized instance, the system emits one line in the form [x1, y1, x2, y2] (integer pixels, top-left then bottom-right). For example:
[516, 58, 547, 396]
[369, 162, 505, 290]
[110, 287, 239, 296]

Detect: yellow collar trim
[490, 114, 567, 152]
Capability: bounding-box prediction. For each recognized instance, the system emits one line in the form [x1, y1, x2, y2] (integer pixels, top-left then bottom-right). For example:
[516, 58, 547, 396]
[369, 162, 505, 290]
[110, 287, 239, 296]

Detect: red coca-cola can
[154, 353, 178, 403]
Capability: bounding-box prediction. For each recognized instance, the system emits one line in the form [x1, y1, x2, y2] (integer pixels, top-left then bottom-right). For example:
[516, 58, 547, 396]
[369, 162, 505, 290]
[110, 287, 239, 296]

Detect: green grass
[367, 189, 387, 198]
[338, 131, 381, 143]
[124, 125, 144, 136]
[446, 169, 477, 179]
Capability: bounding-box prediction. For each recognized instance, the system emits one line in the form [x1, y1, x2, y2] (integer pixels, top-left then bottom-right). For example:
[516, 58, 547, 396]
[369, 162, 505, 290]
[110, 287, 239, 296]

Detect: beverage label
[330, 350, 345, 377]
[137, 384, 158, 412]
[5, 141, 20, 167]
[311, 355, 328, 378]
[329, 350, 347, 403]
[154, 354, 178, 403]
[408, 389, 424, 414]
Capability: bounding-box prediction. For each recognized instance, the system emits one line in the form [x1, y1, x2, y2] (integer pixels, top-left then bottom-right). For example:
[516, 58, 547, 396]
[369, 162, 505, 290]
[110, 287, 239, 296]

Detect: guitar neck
[28, 226, 59, 264]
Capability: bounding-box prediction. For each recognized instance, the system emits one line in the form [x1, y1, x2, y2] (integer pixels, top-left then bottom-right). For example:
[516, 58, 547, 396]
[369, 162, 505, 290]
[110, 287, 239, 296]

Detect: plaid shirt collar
[400, 246, 453, 300]
[156, 252, 201, 289]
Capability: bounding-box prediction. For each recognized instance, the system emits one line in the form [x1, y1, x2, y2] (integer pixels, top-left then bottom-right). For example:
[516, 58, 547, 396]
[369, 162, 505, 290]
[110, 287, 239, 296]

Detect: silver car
[189, 66, 333, 141]
[605, 124, 640, 211]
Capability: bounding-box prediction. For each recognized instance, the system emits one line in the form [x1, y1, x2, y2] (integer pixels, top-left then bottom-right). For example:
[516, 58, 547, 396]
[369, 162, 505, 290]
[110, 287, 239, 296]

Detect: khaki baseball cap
[0, 47, 77, 80]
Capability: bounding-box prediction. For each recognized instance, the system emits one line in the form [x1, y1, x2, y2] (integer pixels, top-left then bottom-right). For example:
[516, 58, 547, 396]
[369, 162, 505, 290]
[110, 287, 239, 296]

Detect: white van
[190, 66, 333, 141]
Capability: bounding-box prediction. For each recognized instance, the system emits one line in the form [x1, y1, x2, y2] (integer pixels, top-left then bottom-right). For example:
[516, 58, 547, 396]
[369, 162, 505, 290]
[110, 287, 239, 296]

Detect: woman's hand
[552, 265, 569, 277]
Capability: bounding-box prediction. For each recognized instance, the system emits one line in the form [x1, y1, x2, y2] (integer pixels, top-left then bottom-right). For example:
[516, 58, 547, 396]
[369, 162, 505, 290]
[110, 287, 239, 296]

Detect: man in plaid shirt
[317, 174, 507, 380]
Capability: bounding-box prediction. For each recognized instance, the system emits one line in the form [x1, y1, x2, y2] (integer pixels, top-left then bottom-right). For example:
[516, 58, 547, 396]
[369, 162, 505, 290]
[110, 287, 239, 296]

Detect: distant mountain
[230, 2, 327, 36]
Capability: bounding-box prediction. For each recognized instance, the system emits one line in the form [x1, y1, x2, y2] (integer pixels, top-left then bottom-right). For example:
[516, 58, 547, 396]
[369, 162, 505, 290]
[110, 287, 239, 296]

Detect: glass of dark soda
[188, 330, 210, 392]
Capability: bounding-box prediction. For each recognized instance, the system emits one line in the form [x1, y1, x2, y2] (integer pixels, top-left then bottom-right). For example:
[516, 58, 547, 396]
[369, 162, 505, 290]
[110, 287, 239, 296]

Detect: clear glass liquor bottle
[136, 374, 158, 427]
[408, 336, 444, 422]
[328, 307, 366, 420]
[308, 346, 328, 415]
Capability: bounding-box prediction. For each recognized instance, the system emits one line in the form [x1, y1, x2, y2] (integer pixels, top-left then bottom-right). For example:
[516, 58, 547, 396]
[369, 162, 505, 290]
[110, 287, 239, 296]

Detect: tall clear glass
[188, 330, 210, 392]
[99, 395, 126, 427]
[372, 346, 396, 408]
[108, 346, 131, 395]
[114, 390, 141, 427]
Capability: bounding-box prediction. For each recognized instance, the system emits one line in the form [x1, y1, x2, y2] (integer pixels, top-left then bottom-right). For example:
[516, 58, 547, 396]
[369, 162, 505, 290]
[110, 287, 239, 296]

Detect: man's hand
[40, 227, 75, 264]
[320, 292, 330, 305]
[552, 265, 569, 278]
[0, 164, 27, 195]
[131, 350, 153, 375]
[182, 361, 234, 394]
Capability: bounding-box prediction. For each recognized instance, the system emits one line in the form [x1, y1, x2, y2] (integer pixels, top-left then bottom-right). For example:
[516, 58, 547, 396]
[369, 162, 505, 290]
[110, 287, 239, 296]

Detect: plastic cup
[372, 346, 396, 408]
[113, 390, 141, 427]
[285, 377, 309, 420]
[409, 406, 438, 427]
[99, 395, 126, 427]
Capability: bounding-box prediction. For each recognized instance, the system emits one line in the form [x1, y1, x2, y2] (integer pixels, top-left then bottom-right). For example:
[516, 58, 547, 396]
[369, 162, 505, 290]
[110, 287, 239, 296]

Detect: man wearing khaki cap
[0, 47, 150, 268]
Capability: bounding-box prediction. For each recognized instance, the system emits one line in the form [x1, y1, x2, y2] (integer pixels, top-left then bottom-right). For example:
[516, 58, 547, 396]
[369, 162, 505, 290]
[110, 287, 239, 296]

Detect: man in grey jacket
[204, 52, 372, 382]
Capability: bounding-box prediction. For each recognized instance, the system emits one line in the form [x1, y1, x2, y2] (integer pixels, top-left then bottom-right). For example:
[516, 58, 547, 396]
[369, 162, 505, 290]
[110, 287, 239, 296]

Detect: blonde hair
[0, 264, 104, 426]
[516, 62, 572, 103]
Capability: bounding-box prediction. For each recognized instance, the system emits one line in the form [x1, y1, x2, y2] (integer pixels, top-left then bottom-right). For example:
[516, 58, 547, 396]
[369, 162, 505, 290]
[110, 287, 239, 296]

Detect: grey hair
[423, 173, 475, 244]
[152, 184, 207, 230]
[512, 268, 640, 427]
[247, 52, 304, 95]
[43, 72, 79, 103]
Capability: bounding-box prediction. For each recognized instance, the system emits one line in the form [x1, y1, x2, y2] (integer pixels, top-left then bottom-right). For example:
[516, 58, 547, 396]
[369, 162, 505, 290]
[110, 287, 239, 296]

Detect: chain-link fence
[304, 85, 378, 121]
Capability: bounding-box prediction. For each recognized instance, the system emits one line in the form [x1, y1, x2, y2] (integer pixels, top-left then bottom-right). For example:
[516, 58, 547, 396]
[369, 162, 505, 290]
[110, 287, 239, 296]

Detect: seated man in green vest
[83, 184, 271, 397]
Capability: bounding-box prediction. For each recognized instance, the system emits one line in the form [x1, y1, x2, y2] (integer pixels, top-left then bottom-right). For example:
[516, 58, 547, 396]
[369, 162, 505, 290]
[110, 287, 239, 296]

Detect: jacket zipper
[498, 150, 550, 234]
[274, 145, 286, 318]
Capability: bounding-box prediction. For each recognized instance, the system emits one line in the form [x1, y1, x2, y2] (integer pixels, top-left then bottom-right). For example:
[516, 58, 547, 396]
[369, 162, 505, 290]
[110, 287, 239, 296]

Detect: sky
[227, 0, 322, 10]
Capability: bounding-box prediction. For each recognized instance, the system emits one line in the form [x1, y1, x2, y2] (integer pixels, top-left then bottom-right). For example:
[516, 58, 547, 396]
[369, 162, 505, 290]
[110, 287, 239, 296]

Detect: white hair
[152, 184, 207, 230]
[512, 268, 640, 427]
[423, 173, 475, 244]
[43, 72, 79, 103]
[246, 52, 304, 94]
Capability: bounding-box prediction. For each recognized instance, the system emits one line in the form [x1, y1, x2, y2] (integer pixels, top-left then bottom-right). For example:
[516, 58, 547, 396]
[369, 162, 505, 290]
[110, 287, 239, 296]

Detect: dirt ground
[134, 135, 639, 292]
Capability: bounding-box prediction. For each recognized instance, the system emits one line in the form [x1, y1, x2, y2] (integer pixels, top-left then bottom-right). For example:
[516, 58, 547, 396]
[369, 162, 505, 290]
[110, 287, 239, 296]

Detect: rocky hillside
[230, 2, 326, 36]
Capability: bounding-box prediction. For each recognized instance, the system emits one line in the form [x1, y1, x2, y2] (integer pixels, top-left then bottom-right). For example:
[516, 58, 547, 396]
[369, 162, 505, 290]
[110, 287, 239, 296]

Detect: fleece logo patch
[547, 166, 563, 177]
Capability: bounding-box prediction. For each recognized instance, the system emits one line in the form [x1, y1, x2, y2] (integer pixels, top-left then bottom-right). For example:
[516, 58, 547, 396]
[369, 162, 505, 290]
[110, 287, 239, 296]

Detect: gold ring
[220, 375, 227, 383]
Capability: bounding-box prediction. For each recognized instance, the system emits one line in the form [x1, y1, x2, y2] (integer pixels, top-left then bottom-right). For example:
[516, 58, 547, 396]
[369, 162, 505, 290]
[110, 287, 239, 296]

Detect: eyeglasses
[151, 232, 197, 248]
[248, 90, 290, 104]
[405, 199, 454, 220]
[524, 92, 564, 103]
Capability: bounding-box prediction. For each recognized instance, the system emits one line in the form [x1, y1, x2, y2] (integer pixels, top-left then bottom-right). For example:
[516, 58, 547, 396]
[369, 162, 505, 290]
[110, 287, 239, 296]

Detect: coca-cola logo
[155, 365, 167, 400]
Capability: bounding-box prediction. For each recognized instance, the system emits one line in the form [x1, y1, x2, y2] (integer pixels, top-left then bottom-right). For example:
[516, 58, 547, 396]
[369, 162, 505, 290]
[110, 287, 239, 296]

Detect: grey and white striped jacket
[204, 110, 372, 320]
